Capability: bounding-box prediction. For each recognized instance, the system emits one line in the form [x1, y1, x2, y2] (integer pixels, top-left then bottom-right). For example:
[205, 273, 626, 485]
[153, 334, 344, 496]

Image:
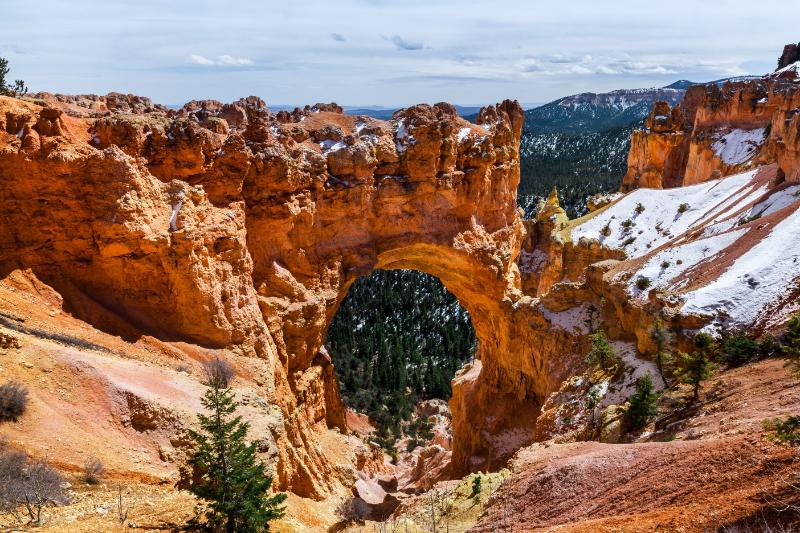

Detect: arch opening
[325, 268, 476, 454]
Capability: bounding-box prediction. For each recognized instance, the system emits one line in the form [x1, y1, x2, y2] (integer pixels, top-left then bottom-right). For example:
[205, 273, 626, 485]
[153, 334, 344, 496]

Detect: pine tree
[624, 374, 658, 432]
[187, 362, 286, 532]
[585, 329, 620, 371]
[650, 318, 673, 387]
[0, 58, 27, 97]
[781, 313, 800, 376]
[674, 333, 718, 401]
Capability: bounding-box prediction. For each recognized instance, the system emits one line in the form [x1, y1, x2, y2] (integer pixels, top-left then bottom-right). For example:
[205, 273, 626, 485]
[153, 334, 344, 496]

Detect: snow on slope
[571, 168, 800, 332]
[571, 169, 764, 258]
[711, 128, 766, 165]
[682, 206, 800, 330]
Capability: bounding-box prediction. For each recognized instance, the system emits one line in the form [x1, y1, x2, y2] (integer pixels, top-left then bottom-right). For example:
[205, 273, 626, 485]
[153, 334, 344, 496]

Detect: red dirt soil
[472, 359, 800, 532]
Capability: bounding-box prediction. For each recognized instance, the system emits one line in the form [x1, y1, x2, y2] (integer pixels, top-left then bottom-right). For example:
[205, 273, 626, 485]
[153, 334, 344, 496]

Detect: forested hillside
[518, 122, 636, 218]
[326, 270, 475, 447]
[524, 87, 683, 134]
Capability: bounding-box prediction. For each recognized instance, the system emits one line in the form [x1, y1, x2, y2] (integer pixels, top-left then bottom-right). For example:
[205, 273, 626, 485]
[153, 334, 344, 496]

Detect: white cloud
[2, 0, 794, 105]
[187, 54, 253, 67]
[188, 54, 215, 66]
[217, 55, 254, 66]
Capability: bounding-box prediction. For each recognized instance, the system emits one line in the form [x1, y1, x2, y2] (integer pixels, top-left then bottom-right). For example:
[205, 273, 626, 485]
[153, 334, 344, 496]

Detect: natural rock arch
[0, 94, 577, 499]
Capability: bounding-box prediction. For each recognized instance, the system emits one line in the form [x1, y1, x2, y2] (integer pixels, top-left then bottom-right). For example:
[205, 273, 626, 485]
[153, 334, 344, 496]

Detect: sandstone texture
[622, 64, 800, 190]
[0, 93, 555, 499]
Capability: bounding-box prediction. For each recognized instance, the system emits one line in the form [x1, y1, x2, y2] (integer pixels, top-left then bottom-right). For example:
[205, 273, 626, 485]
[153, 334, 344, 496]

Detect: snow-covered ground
[572, 169, 764, 258]
[711, 128, 766, 165]
[682, 206, 800, 330]
[572, 168, 800, 332]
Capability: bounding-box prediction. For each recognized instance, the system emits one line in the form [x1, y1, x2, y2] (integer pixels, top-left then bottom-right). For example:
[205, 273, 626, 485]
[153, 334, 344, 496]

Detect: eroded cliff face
[622, 64, 800, 190]
[0, 93, 569, 497]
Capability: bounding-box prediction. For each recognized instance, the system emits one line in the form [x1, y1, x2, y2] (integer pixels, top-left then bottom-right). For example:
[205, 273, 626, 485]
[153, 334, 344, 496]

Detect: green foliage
[636, 276, 651, 290]
[471, 474, 482, 503]
[677, 203, 689, 213]
[674, 333, 718, 400]
[585, 329, 620, 371]
[187, 374, 286, 532]
[782, 313, 800, 376]
[634, 202, 645, 214]
[763, 416, 800, 445]
[0, 58, 27, 98]
[327, 270, 475, 443]
[405, 415, 434, 452]
[650, 319, 673, 387]
[624, 374, 658, 432]
[720, 334, 760, 367]
[517, 124, 633, 219]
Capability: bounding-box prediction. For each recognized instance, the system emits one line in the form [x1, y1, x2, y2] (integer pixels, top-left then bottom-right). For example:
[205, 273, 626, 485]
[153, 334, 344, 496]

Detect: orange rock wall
[0, 94, 562, 496]
[622, 70, 800, 190]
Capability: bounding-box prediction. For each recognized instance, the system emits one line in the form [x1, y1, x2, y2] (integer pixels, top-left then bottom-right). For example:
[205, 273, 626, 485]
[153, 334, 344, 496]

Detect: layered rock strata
[623, 63, 800, 190]
[0, 93, 567, 496]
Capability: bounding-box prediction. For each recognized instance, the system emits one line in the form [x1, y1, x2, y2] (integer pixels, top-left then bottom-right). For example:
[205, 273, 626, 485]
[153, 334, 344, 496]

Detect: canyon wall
[622, 63, 800, 190]
[0, 93, 574, 496]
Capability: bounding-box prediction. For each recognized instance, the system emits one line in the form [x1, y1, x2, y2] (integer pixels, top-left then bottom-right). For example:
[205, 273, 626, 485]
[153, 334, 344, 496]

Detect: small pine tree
[650, 319, 673, 388]
[781, 313, 800, 376]
[624, 375, 658, 432]
[720, 334, 759, 367]
[0, 58, 27, 98]
[188, 363, 286, 532]
[471, 474, 482, 504]
[585, 329, 620, 371]
[674, 333, 718, 401]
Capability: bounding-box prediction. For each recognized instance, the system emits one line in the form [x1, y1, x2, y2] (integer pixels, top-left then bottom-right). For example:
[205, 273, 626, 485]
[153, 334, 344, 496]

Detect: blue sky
[1, 0, 796, 107]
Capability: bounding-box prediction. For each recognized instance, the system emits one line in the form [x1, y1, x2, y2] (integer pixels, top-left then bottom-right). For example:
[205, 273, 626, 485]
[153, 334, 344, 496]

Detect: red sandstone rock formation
[622, 52, 800, 190]
[0, 92, 559, 497]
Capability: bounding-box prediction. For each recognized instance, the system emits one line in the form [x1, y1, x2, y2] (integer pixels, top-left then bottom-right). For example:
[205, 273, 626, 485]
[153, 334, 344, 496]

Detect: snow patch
[319, 139, 348, 153]
[600, 342, 663, 407]
[518, 249, 548, 274]
[457, 127, 472, 142]
[628, 228, 748, 297]
[541, 304, 590, 335]
[682, 206, 800, 331]
[744, 184, 800, 220]
[711, 128, 766, 165]
[572, 169, 759, 258]
[169, 195, 184, 232]
[394, 119, 415, 154]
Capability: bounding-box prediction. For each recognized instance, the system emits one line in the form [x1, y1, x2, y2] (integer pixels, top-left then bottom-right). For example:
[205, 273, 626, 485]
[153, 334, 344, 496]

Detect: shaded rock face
[0, 93, 561, 497]
[777, 42, 800, 70]
[622, 47, 800, 190]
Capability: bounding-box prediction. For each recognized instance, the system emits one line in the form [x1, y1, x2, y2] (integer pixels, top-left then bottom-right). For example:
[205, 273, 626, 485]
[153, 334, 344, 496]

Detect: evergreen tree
[624, 374, 658, 432]
[326, 270, 476, 440]
[781, 313, 800, 376]
[187, 361, 286, 532]
[585, 329, 620, 371]
[0, 58, 27, 97]
[650, 318, 673, 387]
[674, 333, 718, 401]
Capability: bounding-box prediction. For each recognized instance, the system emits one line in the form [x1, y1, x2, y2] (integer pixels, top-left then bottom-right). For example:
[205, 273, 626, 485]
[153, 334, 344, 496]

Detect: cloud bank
[0, 0, 795, 106]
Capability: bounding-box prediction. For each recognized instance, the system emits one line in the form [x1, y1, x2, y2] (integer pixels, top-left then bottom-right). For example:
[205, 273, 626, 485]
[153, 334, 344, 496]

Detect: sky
[1, 0, 797, 108]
